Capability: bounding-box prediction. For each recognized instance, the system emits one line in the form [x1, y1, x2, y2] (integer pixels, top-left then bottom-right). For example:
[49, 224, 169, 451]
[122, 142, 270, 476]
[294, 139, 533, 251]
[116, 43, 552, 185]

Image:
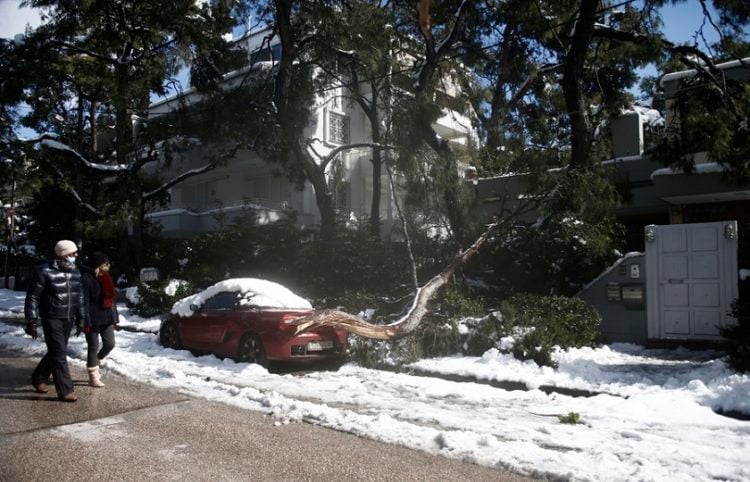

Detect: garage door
[645, 221, 738, 340]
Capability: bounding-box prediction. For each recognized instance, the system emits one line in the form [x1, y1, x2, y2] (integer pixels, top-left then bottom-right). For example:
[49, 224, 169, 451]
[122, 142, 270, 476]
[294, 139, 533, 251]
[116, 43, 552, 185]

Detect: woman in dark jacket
[80, 251, 118, 387]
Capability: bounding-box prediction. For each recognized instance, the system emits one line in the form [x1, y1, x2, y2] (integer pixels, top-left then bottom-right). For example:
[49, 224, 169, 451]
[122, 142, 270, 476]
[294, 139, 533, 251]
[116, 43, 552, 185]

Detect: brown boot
[33, 383, 49, 394]
[59, 392, 77, 402]
[88, 366, 105, 387]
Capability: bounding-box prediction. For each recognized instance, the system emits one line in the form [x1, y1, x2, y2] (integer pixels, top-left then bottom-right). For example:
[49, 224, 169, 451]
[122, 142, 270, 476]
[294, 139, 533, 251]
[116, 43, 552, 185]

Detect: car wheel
[159, 321, 182, 350]
[237, 334, 268, 367]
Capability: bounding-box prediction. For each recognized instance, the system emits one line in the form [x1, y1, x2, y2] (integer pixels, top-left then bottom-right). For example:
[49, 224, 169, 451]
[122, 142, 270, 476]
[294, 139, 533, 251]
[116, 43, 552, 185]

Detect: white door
[645, 221, 738, 340]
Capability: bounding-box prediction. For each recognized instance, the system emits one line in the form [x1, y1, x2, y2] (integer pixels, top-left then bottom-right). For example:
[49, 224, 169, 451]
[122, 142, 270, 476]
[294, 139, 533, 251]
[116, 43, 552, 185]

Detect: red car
[158, 278, 348, 366]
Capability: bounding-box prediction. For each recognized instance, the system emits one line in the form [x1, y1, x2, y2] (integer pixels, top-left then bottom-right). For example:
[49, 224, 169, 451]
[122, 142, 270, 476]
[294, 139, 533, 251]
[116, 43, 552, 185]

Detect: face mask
[65, 256, 77, 264]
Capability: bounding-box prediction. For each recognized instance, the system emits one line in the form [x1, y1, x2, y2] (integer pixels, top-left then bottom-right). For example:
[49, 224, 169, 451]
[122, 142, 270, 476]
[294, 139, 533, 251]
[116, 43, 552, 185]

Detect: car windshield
[203, 292, 238, 311]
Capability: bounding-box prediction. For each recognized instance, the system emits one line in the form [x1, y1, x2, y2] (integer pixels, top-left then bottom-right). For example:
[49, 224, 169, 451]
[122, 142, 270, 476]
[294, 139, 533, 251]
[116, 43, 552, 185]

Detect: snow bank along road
[1, 314, 748, 481]
[0, 348, 531, 482]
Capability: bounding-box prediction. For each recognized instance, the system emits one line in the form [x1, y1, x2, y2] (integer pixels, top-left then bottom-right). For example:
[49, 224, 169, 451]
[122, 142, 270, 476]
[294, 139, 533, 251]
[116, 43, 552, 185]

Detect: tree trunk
[293, 144, 337, 240]
[369, 120, 382, 237]
[74, 94, 85, 248]
[562, 0, 598, 170]
[275, 0, 337, 240]
[290, 220, 499, 339]
[114, 63, 132, 166]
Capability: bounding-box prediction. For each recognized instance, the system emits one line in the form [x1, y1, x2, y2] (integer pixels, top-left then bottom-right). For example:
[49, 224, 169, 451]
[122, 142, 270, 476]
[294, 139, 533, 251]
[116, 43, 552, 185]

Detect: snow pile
[0, 289, 25, 318]
[1, 288, 748, 481]
[164, 279, 188, 296]
[170, 278, 312, 316]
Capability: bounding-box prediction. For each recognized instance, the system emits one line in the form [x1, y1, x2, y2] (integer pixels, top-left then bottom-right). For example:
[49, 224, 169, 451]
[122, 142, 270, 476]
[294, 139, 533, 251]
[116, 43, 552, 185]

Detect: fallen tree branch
[291, 219, 500, 340]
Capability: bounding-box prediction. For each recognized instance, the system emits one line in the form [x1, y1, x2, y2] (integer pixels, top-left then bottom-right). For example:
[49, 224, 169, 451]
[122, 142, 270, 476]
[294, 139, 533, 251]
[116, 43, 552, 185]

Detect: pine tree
[5, 0, 245, 276]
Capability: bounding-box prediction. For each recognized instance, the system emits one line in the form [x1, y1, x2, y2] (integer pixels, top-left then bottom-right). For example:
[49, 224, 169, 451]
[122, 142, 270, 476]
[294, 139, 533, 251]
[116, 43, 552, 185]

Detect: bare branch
[142, 164, 217, 200]
[49, 165, 102, 216]
[143, 142, 242, 200]
[306, 140, 400, 172]
[414, 0, 471, 92]
[385, 161, 418, 291]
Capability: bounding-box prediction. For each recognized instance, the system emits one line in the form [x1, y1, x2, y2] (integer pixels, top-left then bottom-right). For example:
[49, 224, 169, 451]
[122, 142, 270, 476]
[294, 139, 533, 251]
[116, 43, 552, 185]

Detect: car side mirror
[189, 303, 201, 312]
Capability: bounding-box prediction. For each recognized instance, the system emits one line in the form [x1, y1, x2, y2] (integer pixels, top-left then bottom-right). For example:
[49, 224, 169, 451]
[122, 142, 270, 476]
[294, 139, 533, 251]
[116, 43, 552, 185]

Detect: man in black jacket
[24, 240, 87, 402]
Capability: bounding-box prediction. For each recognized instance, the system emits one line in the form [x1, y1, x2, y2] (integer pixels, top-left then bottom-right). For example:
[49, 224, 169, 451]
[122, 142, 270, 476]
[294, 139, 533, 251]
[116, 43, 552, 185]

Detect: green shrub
[499, 293, 601, 368]
[481, 170, 623, 298]
[722, 298, 750, 373]
[347, 290, 601, 369]
[130, 278, 195, 318]
[461, 313, 507, 356]
[558, 412, 582, 424]
[348, 338, 390, 369]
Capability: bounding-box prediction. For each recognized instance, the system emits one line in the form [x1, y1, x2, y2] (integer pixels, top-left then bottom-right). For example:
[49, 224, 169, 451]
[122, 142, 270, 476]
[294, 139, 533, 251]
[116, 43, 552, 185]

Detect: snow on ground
[0, 288, 748, 481]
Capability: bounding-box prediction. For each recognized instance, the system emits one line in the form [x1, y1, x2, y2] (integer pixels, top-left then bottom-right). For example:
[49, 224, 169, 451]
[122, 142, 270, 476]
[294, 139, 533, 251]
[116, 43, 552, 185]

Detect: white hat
[54, 240, 78, 257]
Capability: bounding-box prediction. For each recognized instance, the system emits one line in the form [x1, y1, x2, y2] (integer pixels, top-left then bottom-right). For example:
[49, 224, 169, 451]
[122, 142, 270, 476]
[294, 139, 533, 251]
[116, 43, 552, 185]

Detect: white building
[145, 28, 477, 238]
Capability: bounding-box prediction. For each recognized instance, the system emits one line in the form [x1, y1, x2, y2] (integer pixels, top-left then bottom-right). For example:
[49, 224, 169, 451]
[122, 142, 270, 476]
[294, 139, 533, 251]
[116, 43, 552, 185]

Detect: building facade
[144, 28, 476, 238]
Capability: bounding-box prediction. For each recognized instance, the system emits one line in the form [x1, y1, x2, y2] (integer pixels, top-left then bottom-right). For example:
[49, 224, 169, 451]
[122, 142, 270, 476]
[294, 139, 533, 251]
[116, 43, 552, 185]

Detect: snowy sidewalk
[2, 287, 750, 481]
[0, 349, 533, 482]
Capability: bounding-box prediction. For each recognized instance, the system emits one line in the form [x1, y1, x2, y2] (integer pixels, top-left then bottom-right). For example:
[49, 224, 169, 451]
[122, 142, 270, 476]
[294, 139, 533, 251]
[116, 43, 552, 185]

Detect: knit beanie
[54, 240, 78, 257]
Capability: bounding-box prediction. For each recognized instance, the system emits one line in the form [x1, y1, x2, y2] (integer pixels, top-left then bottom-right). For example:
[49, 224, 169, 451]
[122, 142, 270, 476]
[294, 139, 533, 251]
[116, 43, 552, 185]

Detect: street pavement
[0, 349, 537, 481]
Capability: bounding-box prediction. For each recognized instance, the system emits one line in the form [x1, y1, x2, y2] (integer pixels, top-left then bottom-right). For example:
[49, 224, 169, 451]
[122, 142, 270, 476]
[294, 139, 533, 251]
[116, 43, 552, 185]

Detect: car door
[181, 292, 237, 350]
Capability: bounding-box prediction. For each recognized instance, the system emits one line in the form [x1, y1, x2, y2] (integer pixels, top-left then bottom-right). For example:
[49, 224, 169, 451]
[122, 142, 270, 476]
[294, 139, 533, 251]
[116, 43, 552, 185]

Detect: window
[328, 111, 350, 145]
[250, 43, 282, 64]
[203, 292, 238, 311]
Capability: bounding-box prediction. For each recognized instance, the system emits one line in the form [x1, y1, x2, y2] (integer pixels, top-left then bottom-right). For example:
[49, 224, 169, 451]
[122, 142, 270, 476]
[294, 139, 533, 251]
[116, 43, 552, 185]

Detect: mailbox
[140, 267, 160, 283]
[622, 284, 645, 309]
[606, 282, 621, 301]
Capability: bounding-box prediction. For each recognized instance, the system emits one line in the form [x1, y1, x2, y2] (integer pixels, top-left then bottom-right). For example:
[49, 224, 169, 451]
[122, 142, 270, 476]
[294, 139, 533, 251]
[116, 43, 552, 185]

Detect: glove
[114, 324, 121, 331]
[25, 321, 38, 340]
[83, 325, 92, 335]
[75, 320, 83, 337]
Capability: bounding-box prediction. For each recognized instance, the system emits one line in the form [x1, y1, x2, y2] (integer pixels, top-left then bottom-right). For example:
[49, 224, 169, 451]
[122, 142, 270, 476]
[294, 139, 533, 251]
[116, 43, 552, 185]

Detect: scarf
[98, 271, 116, 308]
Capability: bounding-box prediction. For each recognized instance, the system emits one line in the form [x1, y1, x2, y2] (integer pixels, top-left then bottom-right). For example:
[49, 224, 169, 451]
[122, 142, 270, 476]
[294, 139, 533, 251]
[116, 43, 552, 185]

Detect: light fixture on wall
[724, 223, 737, 240]
[644, 224, 656, 242]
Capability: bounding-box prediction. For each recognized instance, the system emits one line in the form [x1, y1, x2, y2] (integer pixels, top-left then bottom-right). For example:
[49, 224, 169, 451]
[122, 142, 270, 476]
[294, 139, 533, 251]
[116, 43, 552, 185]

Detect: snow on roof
[659, 57, 750, 87]
[577, 251, 644, 296]
[651, 162, 726, 180]
[171, 278, 312, 317]
[627, 104, 664, 128]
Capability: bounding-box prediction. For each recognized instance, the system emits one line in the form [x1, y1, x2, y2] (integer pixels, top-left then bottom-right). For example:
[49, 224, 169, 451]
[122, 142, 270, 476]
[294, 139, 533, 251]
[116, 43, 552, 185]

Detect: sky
[0, 1, 728, 44]
[1, 287, 749, 481]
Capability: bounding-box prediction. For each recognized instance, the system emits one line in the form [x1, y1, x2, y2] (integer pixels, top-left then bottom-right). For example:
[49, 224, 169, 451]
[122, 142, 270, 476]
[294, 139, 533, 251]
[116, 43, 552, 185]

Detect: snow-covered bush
[129, 278, 195, 317]
[498, 293, 601, 368]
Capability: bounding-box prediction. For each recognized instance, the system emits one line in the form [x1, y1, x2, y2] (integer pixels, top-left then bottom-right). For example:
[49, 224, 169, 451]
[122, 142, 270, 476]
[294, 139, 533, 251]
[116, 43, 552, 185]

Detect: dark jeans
[32, 318, 74, 397]
[85, 324, 116, 367]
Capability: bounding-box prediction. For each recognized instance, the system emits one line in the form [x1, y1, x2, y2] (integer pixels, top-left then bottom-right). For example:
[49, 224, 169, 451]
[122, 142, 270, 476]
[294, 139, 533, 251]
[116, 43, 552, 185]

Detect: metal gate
[645, 221, 738, 340]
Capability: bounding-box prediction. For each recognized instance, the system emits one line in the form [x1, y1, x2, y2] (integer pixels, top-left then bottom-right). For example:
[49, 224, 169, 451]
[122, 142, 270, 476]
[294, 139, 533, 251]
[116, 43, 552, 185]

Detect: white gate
[645, 221, 738, 340]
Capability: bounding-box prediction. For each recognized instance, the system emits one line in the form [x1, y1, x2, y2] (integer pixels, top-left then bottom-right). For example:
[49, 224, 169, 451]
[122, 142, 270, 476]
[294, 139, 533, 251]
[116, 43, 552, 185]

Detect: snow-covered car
[158, 278, 348, 365]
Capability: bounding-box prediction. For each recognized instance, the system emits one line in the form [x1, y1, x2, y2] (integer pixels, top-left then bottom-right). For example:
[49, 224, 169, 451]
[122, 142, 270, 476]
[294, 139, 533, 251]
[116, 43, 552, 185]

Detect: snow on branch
[32, 134, 128, 172]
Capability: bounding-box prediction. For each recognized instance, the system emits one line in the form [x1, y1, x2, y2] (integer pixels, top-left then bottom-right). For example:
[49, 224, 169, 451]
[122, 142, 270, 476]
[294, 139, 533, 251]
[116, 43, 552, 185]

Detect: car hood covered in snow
[171, 278, 313, 317]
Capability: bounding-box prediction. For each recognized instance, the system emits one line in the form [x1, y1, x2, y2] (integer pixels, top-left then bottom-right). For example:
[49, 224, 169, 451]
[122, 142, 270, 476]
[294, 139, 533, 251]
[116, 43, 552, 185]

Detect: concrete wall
[578, 253, 648, 344]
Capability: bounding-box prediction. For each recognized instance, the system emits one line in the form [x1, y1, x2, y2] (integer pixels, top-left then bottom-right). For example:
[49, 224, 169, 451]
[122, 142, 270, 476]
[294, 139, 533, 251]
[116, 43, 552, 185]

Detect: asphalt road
[0, 349, 538, 481]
